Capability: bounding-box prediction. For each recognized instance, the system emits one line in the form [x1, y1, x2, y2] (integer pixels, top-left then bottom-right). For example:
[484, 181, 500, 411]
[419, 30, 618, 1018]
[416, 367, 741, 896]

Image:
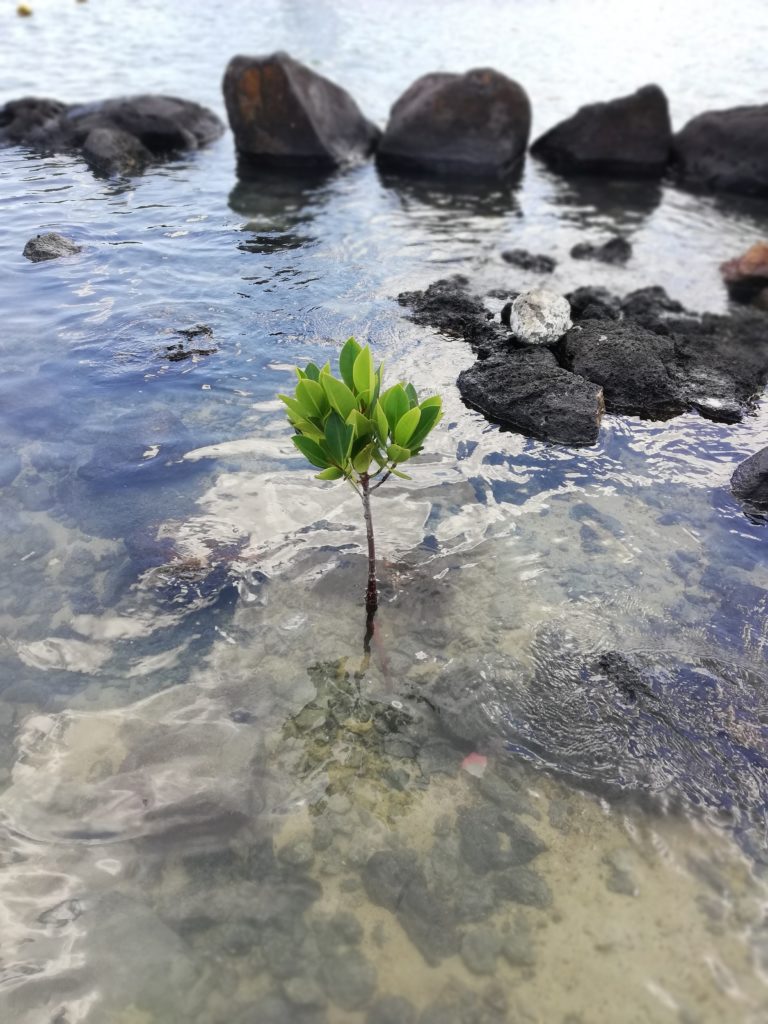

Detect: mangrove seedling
[280, 338, 442, 617]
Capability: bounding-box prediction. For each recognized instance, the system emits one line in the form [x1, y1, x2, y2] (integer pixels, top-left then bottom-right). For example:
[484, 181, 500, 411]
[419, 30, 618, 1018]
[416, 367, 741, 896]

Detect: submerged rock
[23, 231, 81, 262]
[501, 248, 556, 273]
[398, 276, 503, 355]
[223, 52, 379, 170]
[721, 242, 768, 305]
[507, 288, 572, 345]
[378, 68, 531, 177]
[571, 236, 632, 265]
[671, 104, 768, 196]
[0, 94, 223, 175]
[530, 84, 672, 177]
[457, 349, 604, 446]
[731, 446, 768, 510]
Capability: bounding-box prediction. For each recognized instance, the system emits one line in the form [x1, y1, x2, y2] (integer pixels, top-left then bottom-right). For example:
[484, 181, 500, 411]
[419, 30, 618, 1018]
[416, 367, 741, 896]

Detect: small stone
[603, 850, 639, 897]
[23, 231, 82, 262]
[327, 793, 352, 815]
[501, 249, 556, 273]
[571, 236, 632, 265]
[283, 976, 327, 1009]
[319, 949, 377, 1011]
[368, 995, 417, 1024]
[508, 288, 572, 345]
[312, 911, 363, 948]
[502, 919, 536, 966]
[278, 838, 315, 870]
[494, 867, 553, 909]
[460, 926, 500, 975]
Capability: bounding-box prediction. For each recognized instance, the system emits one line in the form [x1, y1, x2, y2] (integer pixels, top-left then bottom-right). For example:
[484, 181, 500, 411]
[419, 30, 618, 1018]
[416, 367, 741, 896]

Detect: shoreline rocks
[501, 249, 556, 273]
[571, 236, 632, 265]
[720, 242, 768, 308]
[223, 52, 379, 170]
[507, 288, 572, 345]
[731, 447, 768, 510]
[0, 95, 224, 176]
[398, 276, 768, 444]
[530, 84, 672, 178]
[671, 105, 768, 196]
[378, 68, 531, 178]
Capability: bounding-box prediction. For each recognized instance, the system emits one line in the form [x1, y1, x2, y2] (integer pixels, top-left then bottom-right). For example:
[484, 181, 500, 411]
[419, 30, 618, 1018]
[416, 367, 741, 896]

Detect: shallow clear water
[2, 2, 768, 1022]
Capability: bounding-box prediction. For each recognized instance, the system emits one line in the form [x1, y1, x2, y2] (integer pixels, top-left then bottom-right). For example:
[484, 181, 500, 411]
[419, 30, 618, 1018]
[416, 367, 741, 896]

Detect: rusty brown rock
[721, 242, 768, 305]
[222, 52, 379, 170]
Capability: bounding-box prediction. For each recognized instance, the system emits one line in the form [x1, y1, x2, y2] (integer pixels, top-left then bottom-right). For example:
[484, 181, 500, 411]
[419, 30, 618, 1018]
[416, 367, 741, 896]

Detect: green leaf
[352, 442, 374, 474]
[292, 417, 325, 442]
[315, 466, 343, 480]
[419, 395, 442, 410]
[347, 409, 373, 439]
[391, 467, 412, 480]
[304, 362, 321, 382]
[278, 393, 308, 422]
[295, 367, 306, 380]
[296, 378, 328, 419]
[339, 337, 361, 391]
[387, 443, 411, 463]
[381, 384, 409, 430]
[373, 402, 389, 446]
[405, 382, 418, 408]
[319, 360, 331, 376]
[352, 346, 375, 397]
[408, 403, 442, 448]
[325, 411, 353, 466]
[292, 435, 330, 469]
[394, 406, 421, 447]
[321, 373, 357, 420]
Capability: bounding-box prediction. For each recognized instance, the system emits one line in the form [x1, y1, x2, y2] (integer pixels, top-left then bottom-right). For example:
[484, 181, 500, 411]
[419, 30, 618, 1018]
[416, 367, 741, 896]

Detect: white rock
[508, 288, 572, 345]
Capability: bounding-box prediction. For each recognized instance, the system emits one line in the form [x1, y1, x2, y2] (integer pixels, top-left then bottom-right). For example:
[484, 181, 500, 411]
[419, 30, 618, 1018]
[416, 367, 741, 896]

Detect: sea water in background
[1, 2, 768, 1021]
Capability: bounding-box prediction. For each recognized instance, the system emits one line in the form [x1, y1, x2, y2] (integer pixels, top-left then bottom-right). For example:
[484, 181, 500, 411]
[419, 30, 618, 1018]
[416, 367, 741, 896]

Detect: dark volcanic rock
[223, 52, 379, 170]
[671, 105, 768, 196]
[0, 94, 223, 175]
[566, 286, 622, 322]
[571, 236, 632, 265]
[23, 232, 82, 262]
[501, 248, 556, 273]
[731, 447, 768, 510]
[530, 84, 672, 178]
[378, 68, 531, 178]
[398, 276, 503, 355]
[562, 319, 684, 419]
[458, 349, 605, 446]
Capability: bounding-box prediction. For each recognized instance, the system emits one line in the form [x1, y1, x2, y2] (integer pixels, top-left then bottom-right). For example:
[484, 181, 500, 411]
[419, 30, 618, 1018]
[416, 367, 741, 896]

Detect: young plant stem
[360, 473, 378, 619]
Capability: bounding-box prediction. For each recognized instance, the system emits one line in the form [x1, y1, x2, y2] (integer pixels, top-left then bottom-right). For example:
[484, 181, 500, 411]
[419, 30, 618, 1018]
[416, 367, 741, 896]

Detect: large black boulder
[457, 348, 605, 446]
[222, 52, 379, 170]
[530, 84, 672, 178]
[378, 68, 531, 178]
[671, 105, 768, 196]
[0, 94, 224, 175]
[731, 447, 768, 510]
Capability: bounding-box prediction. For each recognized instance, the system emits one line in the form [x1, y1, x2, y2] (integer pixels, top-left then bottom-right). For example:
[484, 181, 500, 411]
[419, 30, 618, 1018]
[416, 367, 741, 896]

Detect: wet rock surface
[23, 231, 82, 262]
[223, 52, 379, 170]
[570, 236, 632, 265]
[0, 94, 224, 175]
[378, 68, 531, 178]
[457, 349, 604, 446]
[530, 84, 672, 178]
[671, 104, 768, 196]
[731, 446, 768, 511]
[399, 276, 768, 441]
[501, 249, 556, 273]
[507, 288, 572, 345]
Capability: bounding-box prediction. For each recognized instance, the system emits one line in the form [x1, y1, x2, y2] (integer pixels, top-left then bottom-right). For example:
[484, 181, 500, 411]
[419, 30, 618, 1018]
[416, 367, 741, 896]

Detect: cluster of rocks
[220, 53, 768, 197]
[4, 52, 768, 196]
[0, 94, 224, 176]
[398, 275, 768, 455]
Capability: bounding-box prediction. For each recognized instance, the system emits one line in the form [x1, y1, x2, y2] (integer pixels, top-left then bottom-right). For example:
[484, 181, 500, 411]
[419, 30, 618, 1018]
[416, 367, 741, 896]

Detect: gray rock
[531, 84, 672, 178]
[2, 94, 223, 176]
[508, 288, 572, 345]
[312, 911, 363, 948]
[731, 446, 768, 509]
[457, 348, 605, 446]
[502, 920, 536, 966]
[278, 837, 315, 870]
[603, 850, 639, 897]
[223, 51, 379, 170]
[367, 997, 417, 1024]
[460, 926, 501, 975]
[82, 125, 151, 175]
[378, 67, 531, 177]
[501, 249, 556, 273]
[671, 104, 768, 196]
[283, 976, 328, 1008]
[494, 866, 553, 909]
[571, 236, 632, 265]
[23, 231, 82, 262]
[457, 806, 546, 874]
[319, 949, 377, 1011]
